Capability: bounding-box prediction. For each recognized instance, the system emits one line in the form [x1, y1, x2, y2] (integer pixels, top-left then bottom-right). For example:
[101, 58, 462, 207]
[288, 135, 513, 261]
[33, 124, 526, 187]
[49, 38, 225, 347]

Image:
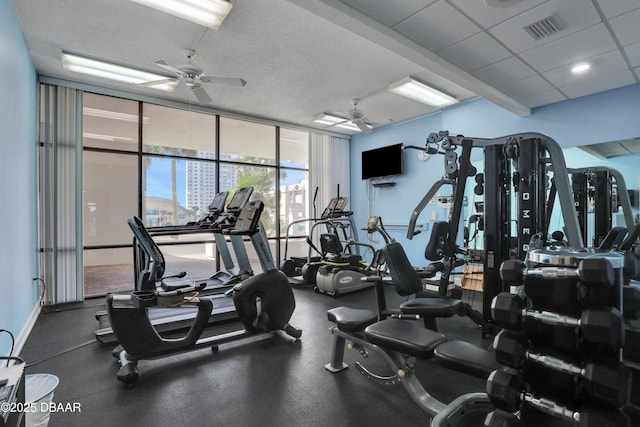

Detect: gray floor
[21, 280, 640, 427]
[20, 283, 499, 427]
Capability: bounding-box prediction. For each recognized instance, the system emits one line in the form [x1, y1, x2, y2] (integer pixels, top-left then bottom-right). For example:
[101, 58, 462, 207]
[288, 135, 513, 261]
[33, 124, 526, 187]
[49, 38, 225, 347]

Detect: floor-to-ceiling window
[77, 92, 310, 297]
[82, 93, 139, 295]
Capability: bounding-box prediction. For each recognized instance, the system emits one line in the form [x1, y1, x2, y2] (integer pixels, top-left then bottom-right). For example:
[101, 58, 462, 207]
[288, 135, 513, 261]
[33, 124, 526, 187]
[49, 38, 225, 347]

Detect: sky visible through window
[146, 158, 307, 206]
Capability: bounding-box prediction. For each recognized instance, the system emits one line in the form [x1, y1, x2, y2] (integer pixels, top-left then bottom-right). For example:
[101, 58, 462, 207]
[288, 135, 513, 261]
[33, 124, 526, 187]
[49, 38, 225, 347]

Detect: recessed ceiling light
[571, 63, 590, 74]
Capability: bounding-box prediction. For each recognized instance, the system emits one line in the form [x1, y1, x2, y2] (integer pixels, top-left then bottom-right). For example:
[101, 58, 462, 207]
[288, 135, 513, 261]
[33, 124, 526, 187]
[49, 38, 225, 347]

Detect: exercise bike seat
[364, 319, 447, 358]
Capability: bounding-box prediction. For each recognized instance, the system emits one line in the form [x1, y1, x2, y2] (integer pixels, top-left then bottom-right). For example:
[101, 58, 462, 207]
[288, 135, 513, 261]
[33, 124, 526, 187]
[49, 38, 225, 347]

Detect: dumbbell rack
[486, 247, 631, 426]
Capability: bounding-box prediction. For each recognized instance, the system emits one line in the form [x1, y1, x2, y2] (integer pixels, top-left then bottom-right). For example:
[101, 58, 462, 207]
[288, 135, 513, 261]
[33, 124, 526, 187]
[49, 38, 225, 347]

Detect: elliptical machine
[107, 200, 302, 385]
[314, 216, 392, 296]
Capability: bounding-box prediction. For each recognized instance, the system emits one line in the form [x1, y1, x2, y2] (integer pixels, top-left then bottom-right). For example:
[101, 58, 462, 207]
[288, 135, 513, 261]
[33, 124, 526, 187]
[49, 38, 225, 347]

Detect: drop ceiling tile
[520, 24, 617, 72]
[542, 49, 629, 88]
[560, 69, 636, 99]
[521, 88, 567, 108]
[438, 32, 512, 71]
[340, 0, 436, 27]
[497, 74, 555, 98]
[394, 0, 481, 52]
[609, 8, 640, 46]
[472, 56, 537, 87]
[489, 0, 601, 53]
[449, 0, 548, 29]
[626, 42, 640, 67]
[595, 0, 640, 19]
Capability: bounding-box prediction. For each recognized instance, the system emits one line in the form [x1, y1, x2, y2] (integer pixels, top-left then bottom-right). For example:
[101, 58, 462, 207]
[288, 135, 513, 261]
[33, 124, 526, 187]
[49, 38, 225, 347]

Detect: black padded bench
[327, 306, 378, 333]
[328, 307, 447, 360]
[434, 340, 500, 379]
[324, 306, 496, 418]
[326, 306, 499, 379]
[364, 319, 446, 358]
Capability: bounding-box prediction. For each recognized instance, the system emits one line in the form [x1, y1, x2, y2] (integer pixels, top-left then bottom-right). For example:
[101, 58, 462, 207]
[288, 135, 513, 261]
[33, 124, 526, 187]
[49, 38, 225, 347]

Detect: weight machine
[407, 132, 583, 332]
[570, 166, 634, 248]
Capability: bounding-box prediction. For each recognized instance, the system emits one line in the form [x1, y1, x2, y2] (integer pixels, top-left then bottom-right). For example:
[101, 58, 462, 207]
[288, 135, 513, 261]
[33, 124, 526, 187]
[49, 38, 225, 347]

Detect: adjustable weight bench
[324, 243, 501, 424]
[325, 306, 495, 424]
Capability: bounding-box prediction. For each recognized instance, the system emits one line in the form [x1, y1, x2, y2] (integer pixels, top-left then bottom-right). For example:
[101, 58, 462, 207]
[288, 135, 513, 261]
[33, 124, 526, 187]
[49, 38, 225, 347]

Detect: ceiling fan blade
[136, 78, 177, 87]
[200, 76, 247, 87]
[353, 119, 373, 134]
[192, 85, 212, 104]
[154, 60, 183, 76]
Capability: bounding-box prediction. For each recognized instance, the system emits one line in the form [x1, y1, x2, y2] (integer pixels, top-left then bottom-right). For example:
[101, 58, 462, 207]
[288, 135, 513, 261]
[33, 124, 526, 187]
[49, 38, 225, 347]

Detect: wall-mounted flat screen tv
[361, 143, 403, 180]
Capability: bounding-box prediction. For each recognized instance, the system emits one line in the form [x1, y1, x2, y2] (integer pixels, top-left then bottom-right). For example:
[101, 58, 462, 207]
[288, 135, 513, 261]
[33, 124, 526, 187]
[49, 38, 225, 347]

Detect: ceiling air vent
[524, 15, 563, 40]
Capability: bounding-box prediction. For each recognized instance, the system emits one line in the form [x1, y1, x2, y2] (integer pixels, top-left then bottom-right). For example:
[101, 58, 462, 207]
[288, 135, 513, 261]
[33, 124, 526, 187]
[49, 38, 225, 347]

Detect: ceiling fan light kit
[130, 0, 233, 30]
[61, 52, 177, 91]
[388, 77, 458, 107]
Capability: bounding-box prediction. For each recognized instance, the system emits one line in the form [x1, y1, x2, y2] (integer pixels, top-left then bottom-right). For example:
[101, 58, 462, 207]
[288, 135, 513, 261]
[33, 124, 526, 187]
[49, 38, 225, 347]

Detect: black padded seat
[400, 297, 464, 317]
[364, 319, 447, 358]
[327, 307, 378, 333]
[434, 340, 501, 379]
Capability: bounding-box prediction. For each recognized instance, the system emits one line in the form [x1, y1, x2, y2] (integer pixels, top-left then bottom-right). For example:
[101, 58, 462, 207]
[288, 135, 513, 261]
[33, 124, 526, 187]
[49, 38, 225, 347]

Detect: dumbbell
[500, 258, 614, 287]
[493, 330, 630, 406]
[486, 369, 629, 427]
[491, 292, 624, 349]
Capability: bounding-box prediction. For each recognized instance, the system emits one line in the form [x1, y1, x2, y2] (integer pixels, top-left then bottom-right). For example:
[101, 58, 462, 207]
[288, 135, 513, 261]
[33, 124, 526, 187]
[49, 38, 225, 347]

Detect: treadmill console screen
[234, 200, 264, 232]
[208, 191, 229, 213]
[227, 187, 254, 212]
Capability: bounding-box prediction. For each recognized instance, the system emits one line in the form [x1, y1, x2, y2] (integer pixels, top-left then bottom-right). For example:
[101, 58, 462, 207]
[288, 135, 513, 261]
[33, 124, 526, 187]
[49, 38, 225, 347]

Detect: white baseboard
[14, 302, 42, 356]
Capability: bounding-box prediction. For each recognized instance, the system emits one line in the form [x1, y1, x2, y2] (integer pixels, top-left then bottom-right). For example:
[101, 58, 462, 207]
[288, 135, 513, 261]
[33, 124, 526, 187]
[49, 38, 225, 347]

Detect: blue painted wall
[351, 84, 640, 265]
[0, 1, 39, 356]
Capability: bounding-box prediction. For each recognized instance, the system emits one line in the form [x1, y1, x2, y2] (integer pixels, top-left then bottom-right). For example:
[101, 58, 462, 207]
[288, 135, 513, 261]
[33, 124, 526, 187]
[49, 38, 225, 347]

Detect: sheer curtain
[39, 84, 83, 304]
[309, 133, 350, 212]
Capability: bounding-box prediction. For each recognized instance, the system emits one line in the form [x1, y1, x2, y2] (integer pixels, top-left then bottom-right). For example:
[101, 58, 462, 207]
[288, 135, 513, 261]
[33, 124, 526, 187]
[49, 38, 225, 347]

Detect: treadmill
[206, 187, 255, 288]
[142, 187, 255, 295]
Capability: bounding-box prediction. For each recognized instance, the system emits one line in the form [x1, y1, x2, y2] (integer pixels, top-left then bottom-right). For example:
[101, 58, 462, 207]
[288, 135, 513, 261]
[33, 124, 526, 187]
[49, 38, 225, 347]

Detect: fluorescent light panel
[389, 77, 458, 107]
[313, 113, 362, 132]
[130, 0, 232, 29]
[313, 113, 346, 126]
[61, 52, 176, 92]
[335, 122, 362, 132]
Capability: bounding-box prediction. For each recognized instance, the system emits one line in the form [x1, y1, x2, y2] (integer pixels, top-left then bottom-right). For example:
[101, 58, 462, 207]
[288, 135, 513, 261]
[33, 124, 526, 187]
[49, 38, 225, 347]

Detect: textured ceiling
[12, 0, 640, 135]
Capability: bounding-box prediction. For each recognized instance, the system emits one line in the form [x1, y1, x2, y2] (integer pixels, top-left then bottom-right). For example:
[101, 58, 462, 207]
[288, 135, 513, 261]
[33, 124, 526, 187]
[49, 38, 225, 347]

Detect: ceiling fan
[138, 49, 247, 104]
[316, 100, 373, 134]
[345, 100, 373, 134]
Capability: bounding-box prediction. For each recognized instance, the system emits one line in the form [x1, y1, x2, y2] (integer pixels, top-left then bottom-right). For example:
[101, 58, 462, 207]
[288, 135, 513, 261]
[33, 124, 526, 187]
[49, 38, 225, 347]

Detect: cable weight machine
[407, 132, 584, 335]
